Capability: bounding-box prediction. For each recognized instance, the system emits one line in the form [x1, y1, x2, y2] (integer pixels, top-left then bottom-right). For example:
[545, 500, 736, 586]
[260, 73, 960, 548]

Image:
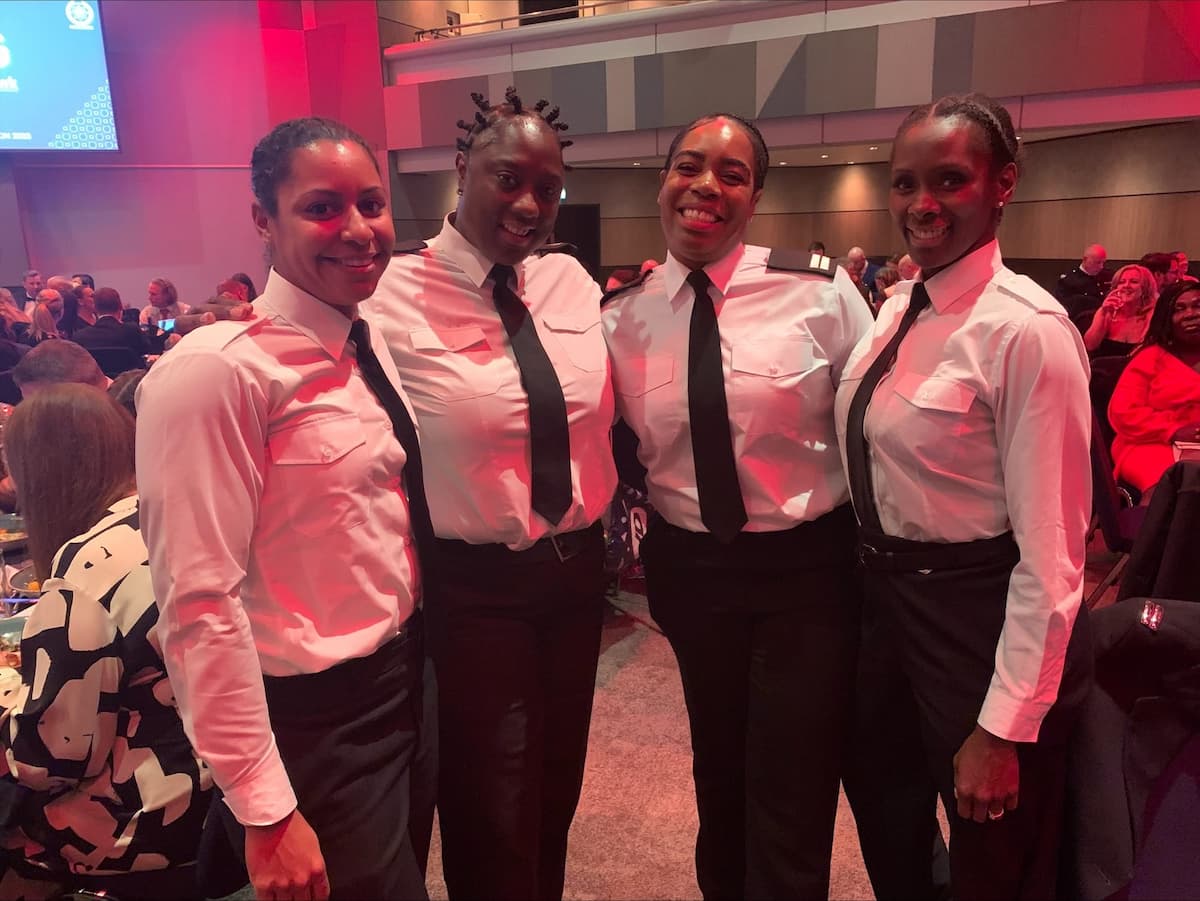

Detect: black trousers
[426, 524, 607, 901]
[843, 531, 1092, 901]
[640, 506, 861, 900]
[209, 615, 435, 901]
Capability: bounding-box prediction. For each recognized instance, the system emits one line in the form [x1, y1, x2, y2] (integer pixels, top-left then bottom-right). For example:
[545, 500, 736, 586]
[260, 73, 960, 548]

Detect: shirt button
[322, 446, 333, 460]
[769, 364, 779, 375]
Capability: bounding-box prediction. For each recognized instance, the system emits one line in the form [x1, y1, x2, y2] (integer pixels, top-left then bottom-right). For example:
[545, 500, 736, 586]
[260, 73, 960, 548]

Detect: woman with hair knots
[1109, 280, 1200, 493]
[834, 93, 1093, 900]
[0, 385, 211, 901]
[136, 117, 433, 901]
[602, 113, 872, 899]
[370, 88, 616, 900]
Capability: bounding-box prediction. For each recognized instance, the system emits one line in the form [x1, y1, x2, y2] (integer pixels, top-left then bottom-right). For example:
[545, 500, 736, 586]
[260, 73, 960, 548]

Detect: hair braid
[455, 87, 573, 154]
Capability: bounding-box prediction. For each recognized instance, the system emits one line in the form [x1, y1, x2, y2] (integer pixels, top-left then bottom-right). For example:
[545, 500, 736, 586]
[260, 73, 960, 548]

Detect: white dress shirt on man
[834, 240, 1092, 743]
[369, 216, 617, 549]
[136, 269, 420, 827]
[602, 243, 873, 533]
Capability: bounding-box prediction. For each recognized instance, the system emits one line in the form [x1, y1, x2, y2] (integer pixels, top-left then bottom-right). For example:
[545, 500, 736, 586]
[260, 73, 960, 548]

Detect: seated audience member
[56, 285, 94, 338]
[1140, 252, 1175, 293]
[0, 384, 212, 901]
[73, 287, 151, 357]
[896, 253, 920, 281]
[15, 270, 42, 314]
[22, 294, 63, 345]
[846, 245, 880, 301]
[229, 272, 259, 301]
[72, 273, 96, 290]
[0, 289, 32, 333]
[12, 340, 109, 396]
[874, 264, 900, 301]
[108, 368, 148, 419]
[216, 277, 250, 303]
[139, 277, 191, 327]
[1109, 281, 1200, 494]
[808, 240, 827, 254]
[1172, 250, 1195, 284]
[1055, 243, 1111, 314]
[1083, 263, 1157, 356]
[604, 268, 637, 292]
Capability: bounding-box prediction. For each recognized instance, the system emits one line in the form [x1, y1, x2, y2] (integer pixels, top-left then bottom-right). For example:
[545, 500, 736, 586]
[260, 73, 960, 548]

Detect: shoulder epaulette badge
[766, 248, 836, 278]
[392, 239, 428, 255]
[601, 268, 652, 306]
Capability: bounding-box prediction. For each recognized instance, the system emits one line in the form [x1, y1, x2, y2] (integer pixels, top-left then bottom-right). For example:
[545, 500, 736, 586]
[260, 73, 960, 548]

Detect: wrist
[246, 809, 297, 836]
[975, 723, 1016, 747]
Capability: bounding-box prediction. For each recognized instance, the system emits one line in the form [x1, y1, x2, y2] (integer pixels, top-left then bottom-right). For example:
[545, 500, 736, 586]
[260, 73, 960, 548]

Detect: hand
[173, 295, 256, 336]
[952, 724, 1019, 823]
[1171, 422, 1200, 443]
[244, 809, 330, 901]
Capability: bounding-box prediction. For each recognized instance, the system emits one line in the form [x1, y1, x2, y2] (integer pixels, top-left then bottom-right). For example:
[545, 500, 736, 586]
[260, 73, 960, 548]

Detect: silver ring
[987, 809, 1005, 821]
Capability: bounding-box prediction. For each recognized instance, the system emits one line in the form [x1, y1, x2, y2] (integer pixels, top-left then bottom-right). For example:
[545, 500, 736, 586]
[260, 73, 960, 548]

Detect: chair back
[1091, 410, 1136, 554]
[0, 370, 20, 405]
[86, 346, 146, 379]
[1089, 354, 1131, 451]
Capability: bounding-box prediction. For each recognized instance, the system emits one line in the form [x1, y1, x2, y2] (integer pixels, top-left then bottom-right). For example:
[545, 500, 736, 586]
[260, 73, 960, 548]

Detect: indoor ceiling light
[868, 145, 878, 151]
[820, 153, 829, 159]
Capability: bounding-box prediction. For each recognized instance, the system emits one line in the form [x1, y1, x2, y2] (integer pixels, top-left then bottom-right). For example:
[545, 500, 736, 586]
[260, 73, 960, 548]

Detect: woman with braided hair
[834, 93, 1092, 899]
[370, 88, 616, 900]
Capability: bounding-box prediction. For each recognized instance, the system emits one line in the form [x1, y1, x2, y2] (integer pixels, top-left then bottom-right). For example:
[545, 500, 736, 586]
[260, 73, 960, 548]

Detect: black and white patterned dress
[0, 495, 212, 877]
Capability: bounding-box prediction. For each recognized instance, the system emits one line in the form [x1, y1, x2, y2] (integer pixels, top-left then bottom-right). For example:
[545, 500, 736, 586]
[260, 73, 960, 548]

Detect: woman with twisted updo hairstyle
[369, 87, 617, 899]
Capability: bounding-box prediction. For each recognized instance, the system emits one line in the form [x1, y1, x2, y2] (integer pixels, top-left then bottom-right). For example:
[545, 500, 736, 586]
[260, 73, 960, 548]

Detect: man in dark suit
[1055, 244, 1111, 314]
[72, 287, 150, 359]
[13, 270, 42, 313]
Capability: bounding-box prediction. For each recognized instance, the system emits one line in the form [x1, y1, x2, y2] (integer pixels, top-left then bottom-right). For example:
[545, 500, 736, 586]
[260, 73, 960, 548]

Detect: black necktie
[844, 283, 932, 531]
[348, 318, 435, 555]
[490, 264, 573, 527]
[687, 269, 747, 543]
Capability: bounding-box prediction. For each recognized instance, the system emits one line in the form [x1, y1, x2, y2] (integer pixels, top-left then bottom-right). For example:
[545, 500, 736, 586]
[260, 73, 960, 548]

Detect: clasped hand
[952, 724, 1019, 824]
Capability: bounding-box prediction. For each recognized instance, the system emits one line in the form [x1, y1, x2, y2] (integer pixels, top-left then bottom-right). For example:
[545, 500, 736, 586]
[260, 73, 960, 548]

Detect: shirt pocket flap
[410, 326, 488, 353]
[270, 413, 366, 465]
[542, 314, 599, 336]
[615, 355, 674, 397]
[893, 373, 977, 413]
[732, 337, 813, 377]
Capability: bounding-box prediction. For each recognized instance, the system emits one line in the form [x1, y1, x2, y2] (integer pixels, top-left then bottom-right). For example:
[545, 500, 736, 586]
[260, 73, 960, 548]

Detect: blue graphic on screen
[0, 1, 118, 150]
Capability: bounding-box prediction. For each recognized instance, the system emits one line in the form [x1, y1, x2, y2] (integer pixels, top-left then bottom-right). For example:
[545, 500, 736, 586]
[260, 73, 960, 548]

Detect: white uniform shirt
[369, 216, 617, 550]
[602, 243, 873, 532]
[834, 240, 1092, 743]
[136, 269, 419, 826]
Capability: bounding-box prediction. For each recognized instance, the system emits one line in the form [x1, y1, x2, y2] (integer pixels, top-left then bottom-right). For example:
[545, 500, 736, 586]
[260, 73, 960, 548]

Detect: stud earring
[997, 201, 1005, 208]
[456, 187, 463, 196]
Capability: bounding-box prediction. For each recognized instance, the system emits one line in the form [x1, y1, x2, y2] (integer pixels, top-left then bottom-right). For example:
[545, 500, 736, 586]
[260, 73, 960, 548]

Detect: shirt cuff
[977, 679, 1050, 744]
[219, 744, 299, 827]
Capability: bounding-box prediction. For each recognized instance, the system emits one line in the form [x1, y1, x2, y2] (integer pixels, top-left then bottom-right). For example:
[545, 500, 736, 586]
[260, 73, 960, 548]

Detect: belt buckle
[549, 532, 579, 563]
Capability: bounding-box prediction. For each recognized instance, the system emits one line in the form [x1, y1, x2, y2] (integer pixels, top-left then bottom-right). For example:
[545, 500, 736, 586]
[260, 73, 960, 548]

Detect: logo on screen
[65, 0, 96, 31]
[0, 35, 9, 71]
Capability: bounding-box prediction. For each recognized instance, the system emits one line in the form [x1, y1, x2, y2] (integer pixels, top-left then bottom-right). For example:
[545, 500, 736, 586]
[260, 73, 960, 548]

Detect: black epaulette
[601, 268, 653, 306]
[392, 239, 427, 255]
[535, 242, 578, 257]
[765, 248, 836, 278]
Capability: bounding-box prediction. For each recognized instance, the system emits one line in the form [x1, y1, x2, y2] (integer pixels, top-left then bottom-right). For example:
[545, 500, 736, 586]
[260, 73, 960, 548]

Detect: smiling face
[252, 139, 394, 312]
[1171, 286, 1200, 348]
[659, 118, 762, 271]
[889, 115, 1016, 279]
[454, 116, 564, 266]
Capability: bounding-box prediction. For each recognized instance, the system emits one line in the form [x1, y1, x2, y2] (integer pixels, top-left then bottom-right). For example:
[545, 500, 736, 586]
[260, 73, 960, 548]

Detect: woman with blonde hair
[0, 288, 31, 331]
[23, 301, 61, 345]
[0, 384, 211, 900]
[1083, 263, 1157, 356]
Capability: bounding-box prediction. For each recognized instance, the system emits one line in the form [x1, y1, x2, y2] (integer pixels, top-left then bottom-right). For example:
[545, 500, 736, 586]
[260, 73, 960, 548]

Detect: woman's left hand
[953, 724, 1019, 823]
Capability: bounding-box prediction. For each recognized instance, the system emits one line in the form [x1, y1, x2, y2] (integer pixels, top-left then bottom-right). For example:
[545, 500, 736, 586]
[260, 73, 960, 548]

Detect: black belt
[857, 529, 1018, 573]
[432, 521, 601, 566]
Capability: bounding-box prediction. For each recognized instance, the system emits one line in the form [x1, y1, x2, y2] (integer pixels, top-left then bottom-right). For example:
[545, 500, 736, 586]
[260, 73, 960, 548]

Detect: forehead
[674, 118, 754, 165]
[1174, 288, 1200, 307]
[282, 139, 380, 190]
[893, 115, 991, 168]
[471, 116, 562, 166]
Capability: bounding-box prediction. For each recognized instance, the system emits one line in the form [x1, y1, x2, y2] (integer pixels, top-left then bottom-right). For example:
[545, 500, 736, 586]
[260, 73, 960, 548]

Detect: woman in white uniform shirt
[137, 118, 433, 901]
[370, 89, 616, 901]
[835, 93, 1092, 900]
[602, 113, 872, 899]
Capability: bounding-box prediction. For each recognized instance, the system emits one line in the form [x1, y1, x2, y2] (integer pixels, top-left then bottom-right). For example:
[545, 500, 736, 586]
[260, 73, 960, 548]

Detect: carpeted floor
[425, 536, 1121, 901]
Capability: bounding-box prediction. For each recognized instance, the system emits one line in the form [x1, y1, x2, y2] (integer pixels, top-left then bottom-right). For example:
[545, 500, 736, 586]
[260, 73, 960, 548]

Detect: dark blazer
[72, 316, 150, 355]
